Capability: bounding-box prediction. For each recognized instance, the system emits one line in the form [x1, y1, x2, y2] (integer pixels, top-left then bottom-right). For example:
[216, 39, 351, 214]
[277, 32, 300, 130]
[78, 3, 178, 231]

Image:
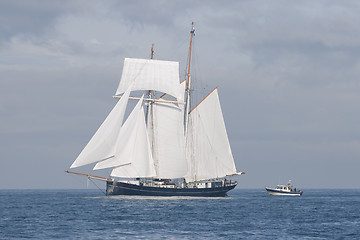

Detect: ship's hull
[106, 181, 237, 197]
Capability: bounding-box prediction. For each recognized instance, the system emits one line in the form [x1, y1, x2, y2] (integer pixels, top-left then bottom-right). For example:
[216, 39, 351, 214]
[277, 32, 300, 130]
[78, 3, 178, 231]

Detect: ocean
[1, 188, 359, 239]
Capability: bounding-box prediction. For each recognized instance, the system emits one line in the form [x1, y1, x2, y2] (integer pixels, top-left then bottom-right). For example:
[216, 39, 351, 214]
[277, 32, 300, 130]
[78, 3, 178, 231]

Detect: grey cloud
[0, 0, 82, 45]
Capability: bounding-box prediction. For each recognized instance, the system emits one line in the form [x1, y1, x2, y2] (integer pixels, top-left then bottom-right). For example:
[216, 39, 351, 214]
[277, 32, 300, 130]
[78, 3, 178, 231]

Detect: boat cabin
[275, 185, 293, 192]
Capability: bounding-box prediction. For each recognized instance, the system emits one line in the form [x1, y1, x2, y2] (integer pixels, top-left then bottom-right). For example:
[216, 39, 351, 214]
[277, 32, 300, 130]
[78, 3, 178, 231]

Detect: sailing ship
[67, 23, 245, 197]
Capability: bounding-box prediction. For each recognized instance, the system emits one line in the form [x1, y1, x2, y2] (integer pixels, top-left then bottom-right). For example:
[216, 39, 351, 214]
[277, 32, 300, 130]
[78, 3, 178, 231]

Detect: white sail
[70, 85, 131, 169]
[93, 96, 154, 174]
[116, 58, 183, 101]
[110, 100, 156, 178]
[152, 101, 187, 178]
[185, 88, 237, 182]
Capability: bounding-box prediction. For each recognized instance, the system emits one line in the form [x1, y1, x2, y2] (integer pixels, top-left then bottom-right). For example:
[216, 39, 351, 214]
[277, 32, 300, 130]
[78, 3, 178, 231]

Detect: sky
[1, 0, 359, 189]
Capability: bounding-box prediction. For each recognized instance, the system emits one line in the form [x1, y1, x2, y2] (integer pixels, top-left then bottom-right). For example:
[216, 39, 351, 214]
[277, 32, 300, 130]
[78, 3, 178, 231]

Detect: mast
[147, 44, 157, 175]
[150, 43, 154, 59]
[147, 44, 154, 103]
[185, 22, 195, 134]
[147, 44, 154, 126]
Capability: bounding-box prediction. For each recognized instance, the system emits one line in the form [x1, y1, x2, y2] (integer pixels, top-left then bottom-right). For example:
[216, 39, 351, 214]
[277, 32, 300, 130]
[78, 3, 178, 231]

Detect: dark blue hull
[106, 181, 237, 197]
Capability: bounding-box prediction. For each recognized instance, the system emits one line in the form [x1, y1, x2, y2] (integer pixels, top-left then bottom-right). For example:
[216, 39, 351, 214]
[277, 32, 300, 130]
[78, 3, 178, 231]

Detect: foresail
[152, 100, 187, 178]
[93, 96, 152, 173]
[110, 101, 156, 178]
[70, 85, 131, 169]
[185, 88, 237, 182]
[116, 58, 184, 101]
[92, 97, 140, 170]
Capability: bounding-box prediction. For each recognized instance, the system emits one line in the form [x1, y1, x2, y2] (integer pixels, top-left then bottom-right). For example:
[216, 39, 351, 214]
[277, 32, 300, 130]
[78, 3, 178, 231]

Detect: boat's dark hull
[106, 181, 237, 197]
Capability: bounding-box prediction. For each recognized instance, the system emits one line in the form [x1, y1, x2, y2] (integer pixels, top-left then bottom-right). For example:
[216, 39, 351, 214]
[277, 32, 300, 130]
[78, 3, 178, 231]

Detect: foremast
[185, 22, 195, 134]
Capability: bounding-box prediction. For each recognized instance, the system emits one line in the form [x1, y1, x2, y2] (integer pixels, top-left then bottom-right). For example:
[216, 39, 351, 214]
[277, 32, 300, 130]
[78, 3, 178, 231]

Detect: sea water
[1, 189, 359, 239]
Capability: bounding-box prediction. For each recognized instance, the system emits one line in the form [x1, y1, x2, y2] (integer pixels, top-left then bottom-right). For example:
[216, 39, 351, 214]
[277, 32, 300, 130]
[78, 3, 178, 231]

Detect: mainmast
[185, 22, 195, 134]
[146, 44, 154, 121]
[147, 44, 158, 176]
[150, 43, 154, 59]
[146, 44, 154, 122]
[147, 44, 154, 99]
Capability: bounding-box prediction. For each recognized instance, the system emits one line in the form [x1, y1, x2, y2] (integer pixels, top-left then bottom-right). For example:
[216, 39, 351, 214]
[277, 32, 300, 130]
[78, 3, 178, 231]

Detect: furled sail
[93, 96, 155, 178]
[115, 58, 184, 101]
[70, 85, 132, 169]
[185, 88, 237, 182]
[151, 100, 187, 178]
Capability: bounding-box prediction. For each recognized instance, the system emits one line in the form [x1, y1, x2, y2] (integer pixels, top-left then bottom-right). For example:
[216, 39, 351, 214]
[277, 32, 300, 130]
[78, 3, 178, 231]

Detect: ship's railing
[115, 178, 238, 188]
[224, 180, 237, 187]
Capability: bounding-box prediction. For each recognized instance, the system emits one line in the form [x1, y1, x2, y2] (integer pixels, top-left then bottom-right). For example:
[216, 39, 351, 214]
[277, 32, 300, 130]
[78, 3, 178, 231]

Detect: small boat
[265, 181, 303, 196]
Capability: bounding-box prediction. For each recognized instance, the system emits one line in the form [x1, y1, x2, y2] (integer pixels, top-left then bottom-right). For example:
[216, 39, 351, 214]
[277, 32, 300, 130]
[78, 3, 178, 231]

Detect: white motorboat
[265, 181, 303, 196]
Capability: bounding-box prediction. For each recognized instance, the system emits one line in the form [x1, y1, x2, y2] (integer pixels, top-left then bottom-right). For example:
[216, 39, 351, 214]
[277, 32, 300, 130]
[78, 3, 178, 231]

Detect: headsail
[70, 85, 132, 169]
[110, 98, 156, 178]
[185, 88, 237, 182]
[116, 58, 184, 101]
[93, 96, 155, 177]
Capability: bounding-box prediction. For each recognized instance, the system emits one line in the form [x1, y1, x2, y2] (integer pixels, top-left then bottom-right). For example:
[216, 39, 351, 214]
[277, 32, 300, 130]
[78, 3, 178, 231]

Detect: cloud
[0, 0, 83, 43]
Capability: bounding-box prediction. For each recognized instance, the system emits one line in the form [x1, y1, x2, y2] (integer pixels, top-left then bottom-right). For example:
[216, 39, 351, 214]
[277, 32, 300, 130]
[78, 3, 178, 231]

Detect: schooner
[67, 23, 245, 197]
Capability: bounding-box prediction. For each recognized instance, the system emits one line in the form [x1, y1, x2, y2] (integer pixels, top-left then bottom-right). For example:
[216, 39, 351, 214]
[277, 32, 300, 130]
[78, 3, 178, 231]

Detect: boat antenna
[185, 22, 195, 133]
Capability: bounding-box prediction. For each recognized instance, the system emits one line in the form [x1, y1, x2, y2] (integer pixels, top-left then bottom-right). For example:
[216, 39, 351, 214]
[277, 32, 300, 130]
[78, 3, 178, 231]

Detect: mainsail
[185, 88, 237, 182]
